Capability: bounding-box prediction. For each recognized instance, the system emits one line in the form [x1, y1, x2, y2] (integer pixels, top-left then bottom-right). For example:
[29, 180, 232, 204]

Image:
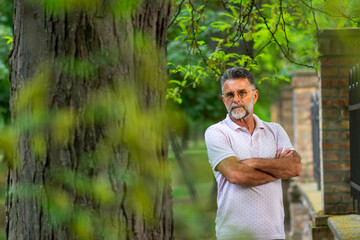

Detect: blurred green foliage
[0, 1, 172, 239]
[169, 141, 216, 239]
[0, 7, 12, 236]
[0, 0, 12, 126]
[3, 60, 171, 239]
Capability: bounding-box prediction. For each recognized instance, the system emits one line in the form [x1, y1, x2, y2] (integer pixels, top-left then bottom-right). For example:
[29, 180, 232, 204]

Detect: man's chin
[230, 111, 246, 120]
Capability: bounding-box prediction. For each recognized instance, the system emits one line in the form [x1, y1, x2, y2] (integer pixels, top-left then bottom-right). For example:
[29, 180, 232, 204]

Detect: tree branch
[188, 0, 221, 75]
[168, 0, 186, 29]
[253, 38, 273, 58]
[299, 0, 359, 23]
[225, 0, 253, 57]
[254, 3, 313, 68]
[279, 0, 291, 56]
[220, 0, 231, 13]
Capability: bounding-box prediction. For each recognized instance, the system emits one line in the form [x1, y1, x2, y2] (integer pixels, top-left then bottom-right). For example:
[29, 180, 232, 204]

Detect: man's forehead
[224, 78, 251, 89]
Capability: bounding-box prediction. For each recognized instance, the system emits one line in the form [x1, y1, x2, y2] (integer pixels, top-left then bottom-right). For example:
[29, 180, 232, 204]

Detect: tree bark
[7, 0, 173, 239]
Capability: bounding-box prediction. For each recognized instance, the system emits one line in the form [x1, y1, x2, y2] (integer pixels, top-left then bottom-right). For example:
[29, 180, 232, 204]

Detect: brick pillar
[318, 28, 360, 214]
[292, 70, 319, 182]
[271, 87, 294, 142]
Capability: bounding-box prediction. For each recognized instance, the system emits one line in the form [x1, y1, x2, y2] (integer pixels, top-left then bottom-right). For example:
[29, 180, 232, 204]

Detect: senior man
[205, 67, 301, 240]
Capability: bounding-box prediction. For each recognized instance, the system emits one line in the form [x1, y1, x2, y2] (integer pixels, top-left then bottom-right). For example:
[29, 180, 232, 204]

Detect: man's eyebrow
[225, 89, 247, 93]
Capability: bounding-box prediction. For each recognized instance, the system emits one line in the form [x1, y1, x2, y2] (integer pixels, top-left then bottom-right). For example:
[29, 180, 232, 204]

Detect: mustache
[230, 103, 245, 111]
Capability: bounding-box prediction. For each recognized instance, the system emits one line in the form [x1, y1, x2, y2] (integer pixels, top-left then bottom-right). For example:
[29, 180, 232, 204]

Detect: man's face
[222, 78, 258, 120]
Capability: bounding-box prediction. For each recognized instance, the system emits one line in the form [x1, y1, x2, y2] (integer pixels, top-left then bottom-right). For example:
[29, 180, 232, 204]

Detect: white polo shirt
[204, 114, 294, 240]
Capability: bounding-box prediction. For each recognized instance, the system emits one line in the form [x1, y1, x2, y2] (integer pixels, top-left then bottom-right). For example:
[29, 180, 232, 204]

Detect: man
[204, 67, 301, 240]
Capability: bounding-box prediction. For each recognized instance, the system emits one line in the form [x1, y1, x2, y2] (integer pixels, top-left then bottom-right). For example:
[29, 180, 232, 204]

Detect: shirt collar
[224, 114, 265, 132]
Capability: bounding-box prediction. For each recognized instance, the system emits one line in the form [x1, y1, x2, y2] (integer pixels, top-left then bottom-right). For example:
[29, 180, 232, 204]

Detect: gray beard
[230, 106, 250, 120]
[226, 98, 254, 120]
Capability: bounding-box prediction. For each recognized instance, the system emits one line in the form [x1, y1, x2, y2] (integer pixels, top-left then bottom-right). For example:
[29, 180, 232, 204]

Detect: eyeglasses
[223, 89, 255, 100]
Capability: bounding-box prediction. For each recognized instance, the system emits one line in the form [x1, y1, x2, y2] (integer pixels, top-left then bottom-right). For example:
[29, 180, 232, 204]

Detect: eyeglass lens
[225, 90, 251, 99]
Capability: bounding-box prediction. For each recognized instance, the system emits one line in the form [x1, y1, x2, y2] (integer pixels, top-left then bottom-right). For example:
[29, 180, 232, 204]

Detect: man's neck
[230, 113, 256, 134]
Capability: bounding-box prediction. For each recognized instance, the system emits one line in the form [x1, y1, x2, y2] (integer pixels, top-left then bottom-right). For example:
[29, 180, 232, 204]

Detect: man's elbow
[283, 162, 302, 179]
[226, 172, 241, 185]
[295, 155, 302, 176]
[295, 163, 302, 176]
[289, 162, 302, 177]
[290, 155, 302, 177]
[226, 172, 254, 187]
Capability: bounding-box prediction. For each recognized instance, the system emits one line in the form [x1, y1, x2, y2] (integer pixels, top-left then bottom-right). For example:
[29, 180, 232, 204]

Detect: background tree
[4, 0, 173, 239]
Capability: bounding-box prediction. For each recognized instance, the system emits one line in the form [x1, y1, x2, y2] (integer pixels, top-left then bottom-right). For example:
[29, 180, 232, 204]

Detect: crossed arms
[216, 149, 302, 187]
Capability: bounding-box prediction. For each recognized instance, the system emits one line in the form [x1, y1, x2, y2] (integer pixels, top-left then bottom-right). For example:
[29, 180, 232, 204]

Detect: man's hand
[275, 148, 294, 158]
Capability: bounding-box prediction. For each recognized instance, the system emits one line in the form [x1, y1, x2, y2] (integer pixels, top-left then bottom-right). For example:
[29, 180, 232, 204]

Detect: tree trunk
[6, 0, 173, 239]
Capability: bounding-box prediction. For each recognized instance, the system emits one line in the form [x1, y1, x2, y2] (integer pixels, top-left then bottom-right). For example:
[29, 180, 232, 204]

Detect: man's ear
[253, 90, 259, 105]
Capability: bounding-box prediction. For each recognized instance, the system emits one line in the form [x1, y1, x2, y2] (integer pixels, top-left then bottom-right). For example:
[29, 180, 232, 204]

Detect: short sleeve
[204, 125, 237, 171]
[275, 123, 295, 152]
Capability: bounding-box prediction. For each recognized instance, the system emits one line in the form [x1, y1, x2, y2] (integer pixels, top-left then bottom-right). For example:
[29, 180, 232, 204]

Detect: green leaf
[168, 80, 182, 85]
[228, 4, 239, 17]
[176, 98, 182, 104]
[3, 36, 13, 49]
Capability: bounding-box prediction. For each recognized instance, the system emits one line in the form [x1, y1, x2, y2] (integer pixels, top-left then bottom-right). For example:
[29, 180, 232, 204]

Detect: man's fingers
[280, 149, 291, 157]
[279, 149, 295, 158]
[285, 151, 294, 157]
[276, 148, 282, 158]
[276, 148, 295, 159]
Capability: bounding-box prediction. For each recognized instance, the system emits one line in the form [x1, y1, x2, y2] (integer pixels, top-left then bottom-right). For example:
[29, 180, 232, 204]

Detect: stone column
[318, 28, 360, 214]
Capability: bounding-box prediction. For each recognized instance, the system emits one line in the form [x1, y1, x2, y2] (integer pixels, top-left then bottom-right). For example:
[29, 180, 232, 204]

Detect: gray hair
[220, 67, 255, 93]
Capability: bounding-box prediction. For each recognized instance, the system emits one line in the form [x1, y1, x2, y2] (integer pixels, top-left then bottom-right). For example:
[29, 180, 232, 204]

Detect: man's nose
[233, 92, 242, 103]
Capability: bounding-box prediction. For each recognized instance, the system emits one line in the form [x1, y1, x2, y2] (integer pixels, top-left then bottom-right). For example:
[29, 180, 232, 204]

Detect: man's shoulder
[255, 116, 290, 141]
[260, 120, 281, 129]
[254, 114, 280, 128]
[205, 121, 223, 132]
[204, 119, 230, 136]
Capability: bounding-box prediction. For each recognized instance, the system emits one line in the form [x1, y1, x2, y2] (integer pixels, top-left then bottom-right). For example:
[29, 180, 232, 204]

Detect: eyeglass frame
[223, 89, 256, 101]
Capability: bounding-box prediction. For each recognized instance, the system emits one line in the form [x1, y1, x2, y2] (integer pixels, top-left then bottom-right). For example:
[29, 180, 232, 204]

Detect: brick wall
[292, 70, 319, 182]
[318, 28, 360, 214]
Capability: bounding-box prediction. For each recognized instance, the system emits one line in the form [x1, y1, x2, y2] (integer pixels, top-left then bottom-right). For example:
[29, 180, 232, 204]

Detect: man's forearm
[234, 163, 279, 187]
[242, 153, 301, 179]
[217, 156, 279, 187]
